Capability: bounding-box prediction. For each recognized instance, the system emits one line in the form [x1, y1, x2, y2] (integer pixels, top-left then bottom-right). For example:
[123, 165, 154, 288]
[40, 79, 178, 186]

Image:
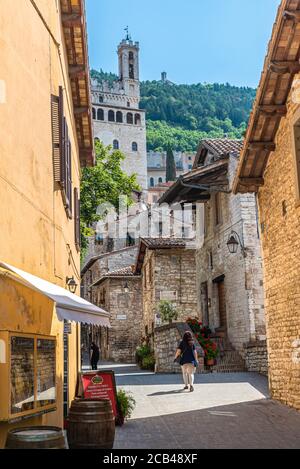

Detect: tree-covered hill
[91, 69, 255, 152]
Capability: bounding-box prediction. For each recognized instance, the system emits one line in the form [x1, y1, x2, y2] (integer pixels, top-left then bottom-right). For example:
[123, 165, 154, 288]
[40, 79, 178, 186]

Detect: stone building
[0, 0, 109, 447]
[160, 138, 267, 374]
[92, 267, 142, 363]
[135, 238, 198, 345]
[148, 151, 195, 188]
[91, 34, 147, 191]
[234, 0, 300, 409]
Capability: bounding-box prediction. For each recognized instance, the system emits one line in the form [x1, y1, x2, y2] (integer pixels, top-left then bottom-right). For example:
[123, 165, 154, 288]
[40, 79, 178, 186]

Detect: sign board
[160, 291, 178, 301]
[116, 314, 127, 321]
[76, 371, 118, 418]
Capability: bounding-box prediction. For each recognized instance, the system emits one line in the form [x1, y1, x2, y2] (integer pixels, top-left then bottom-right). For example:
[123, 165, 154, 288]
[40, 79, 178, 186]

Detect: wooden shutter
[74, 188, 80, 250]
[51, 94, 61, 182]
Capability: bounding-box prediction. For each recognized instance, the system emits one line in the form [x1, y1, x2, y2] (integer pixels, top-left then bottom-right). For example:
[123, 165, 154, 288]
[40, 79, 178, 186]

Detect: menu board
[10, 337, 35, 414]
[37, 339, 56, 408]
[77, 371, 118, 417]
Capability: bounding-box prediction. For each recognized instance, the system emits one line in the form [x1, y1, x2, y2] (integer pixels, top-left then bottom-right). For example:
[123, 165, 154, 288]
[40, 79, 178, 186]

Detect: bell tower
[118, 28, 140, 98]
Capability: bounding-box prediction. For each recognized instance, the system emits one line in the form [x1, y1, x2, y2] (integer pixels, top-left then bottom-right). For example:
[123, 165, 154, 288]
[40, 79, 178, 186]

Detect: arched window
[92, 108, 96, 120]
[135, 114, 141, 125]
[97, 108, 104, 121]
[158, 177, 163, 184]
[127, 113, 133, 124]
[129, 51, 134, 79]
[113, 140, 119, 150]
[150, 177, 154, 187]
[132, 142, 138, 152]
[116, 111, 123, 123]
[99, 96, 104, 103]
[108, 110, 115, 122]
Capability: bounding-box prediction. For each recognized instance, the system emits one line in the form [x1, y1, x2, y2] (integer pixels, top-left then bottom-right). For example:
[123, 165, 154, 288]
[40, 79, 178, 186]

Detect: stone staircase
[201, 335, 246, 374]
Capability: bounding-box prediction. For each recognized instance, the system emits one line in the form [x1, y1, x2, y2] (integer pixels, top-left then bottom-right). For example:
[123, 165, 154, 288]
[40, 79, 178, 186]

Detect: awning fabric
[0, 262, 110, 327]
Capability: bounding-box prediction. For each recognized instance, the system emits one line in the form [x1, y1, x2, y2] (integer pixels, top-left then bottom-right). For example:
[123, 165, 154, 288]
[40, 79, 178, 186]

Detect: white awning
[0, 262, 110, 328]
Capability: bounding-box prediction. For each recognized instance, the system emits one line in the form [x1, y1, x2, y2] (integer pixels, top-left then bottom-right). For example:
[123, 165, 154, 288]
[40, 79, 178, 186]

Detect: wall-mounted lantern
[124, 282, 129, 293]
[66, 276, 78, 294]
[227, 231, 247, 258]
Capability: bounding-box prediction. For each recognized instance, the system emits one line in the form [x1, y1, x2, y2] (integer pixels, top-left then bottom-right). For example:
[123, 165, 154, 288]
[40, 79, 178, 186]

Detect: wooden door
[217, 280, 227, 330]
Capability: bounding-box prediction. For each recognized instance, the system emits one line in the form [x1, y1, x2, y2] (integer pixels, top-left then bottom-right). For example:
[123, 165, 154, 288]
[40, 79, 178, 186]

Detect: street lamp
[66, 276, 78, 294]
[227, 231, 247, 258]
[124, 282, 129, 293]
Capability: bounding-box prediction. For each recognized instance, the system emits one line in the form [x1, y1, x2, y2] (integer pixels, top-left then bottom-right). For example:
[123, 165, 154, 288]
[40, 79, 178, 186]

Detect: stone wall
[244, 341, 268, 376]
[142, 248, 198, 341]
[257, 85, 300, 410]
[95, 276, 143, 363]
[154, 322, 205, 373]
[196, 155, 266, 358]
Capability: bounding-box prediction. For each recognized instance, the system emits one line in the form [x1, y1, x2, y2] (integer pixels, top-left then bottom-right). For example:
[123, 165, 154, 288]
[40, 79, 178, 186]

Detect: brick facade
[257, 89, 300, 409]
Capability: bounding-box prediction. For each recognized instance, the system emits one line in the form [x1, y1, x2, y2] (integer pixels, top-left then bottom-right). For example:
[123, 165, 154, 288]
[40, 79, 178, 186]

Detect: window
[215, 192, 222, 226]
[108, 110, 115, 122]
[132, 142, 138, 152]
[74, 188, 80, 250]
[129, 51, 134, 79]
[113, 140, 119, 150]
[158, 177, 163, 184]
[135, 114, 141, 125]
[92, 107, 96, 120]
[127, 101, 131, 108]
[116, 111, 123, 123]
[51, 87, 72, 218]
[99, 96, 104, 103]
[127, 113, 133, 124]
[97, 108, 104, 121]
[150, 177, 154, 187]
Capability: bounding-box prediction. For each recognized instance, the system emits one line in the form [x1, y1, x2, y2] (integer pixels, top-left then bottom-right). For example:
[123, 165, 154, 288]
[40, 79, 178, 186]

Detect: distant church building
[91, 33, 148, 191]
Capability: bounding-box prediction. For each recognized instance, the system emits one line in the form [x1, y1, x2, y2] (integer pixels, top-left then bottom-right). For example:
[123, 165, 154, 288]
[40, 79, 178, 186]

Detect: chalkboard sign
[76, 371, 118, 418]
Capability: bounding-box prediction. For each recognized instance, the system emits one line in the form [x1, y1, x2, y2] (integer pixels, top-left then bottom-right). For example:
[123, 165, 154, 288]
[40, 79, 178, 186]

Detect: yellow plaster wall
[0, 0, 82, 445]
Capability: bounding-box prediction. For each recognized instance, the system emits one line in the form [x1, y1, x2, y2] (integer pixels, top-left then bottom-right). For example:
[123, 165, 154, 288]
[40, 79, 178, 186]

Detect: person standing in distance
[174, 331, 198, 392]
[90, 342, 100, 370]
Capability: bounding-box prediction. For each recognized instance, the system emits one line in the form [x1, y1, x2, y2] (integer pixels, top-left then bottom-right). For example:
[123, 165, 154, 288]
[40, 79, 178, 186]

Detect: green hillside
[91, 69, 255, 152]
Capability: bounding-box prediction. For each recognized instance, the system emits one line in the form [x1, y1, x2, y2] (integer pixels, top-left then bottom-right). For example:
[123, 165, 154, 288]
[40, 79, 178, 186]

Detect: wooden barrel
[5, 426, 67, 449]
[67, 399, 115, 449]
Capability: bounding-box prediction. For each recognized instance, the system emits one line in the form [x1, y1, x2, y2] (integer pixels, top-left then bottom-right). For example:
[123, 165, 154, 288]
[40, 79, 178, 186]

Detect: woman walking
[174, 331, 198, 392]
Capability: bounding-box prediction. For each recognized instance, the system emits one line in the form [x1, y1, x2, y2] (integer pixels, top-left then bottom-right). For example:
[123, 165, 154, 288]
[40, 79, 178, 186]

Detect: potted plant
[158, 300, 179, 324]
[116, 389, 136, 426]
[203, 341, 219, 366]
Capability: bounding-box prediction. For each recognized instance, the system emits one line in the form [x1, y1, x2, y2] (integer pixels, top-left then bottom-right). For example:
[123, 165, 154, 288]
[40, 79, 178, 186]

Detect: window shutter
[74, 188, 80, 250]
[51, 94, 61, 182]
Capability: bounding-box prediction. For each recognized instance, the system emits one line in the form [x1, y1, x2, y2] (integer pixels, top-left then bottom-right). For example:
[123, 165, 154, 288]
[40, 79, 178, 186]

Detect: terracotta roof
[158, 159, 229, 205]
[233, 0, 300, 193]
[194, 139, 243, 168]
[103, 266, 136, 277]
[92, 266, 141, 287]
[135, 238, 187, 274]
[60, 0, 95, 167]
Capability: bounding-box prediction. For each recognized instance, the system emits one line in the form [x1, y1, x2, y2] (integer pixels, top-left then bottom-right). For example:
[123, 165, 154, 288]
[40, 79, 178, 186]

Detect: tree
[80, 140, 140, 256]
[166, 146, 177, 182]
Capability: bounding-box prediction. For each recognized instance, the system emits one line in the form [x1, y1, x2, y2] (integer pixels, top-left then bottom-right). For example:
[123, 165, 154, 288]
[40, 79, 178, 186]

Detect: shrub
[141, 354, 156, 371]
[157, 300, 179, 323]
[136, 345, 152, 365]
[116, 389, 136, 426]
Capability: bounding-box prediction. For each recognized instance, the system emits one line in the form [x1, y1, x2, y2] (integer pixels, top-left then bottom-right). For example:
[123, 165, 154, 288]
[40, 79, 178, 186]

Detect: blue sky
[86, 0, 281, 88]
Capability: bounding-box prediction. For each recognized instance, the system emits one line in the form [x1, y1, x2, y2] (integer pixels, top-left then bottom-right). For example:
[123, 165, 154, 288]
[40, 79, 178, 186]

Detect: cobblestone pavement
[98, 363, 300, 449]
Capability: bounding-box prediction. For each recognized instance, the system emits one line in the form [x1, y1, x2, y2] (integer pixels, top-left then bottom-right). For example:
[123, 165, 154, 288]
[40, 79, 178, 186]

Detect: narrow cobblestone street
[98, 364, 300, 449]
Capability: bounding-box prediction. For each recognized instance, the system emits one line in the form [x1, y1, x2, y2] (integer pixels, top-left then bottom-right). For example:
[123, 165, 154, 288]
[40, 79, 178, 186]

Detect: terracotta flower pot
[206, 358, 215, 366]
